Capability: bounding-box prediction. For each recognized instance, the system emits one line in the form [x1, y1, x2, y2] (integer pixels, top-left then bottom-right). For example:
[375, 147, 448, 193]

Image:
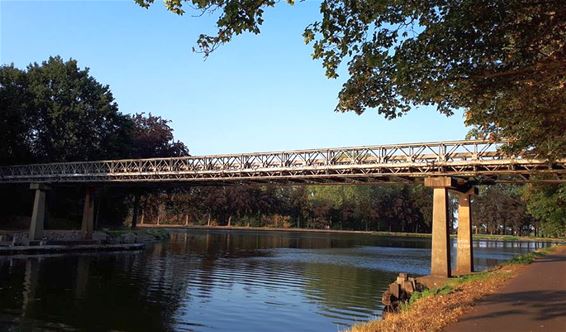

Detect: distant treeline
[0, 57, 564, 238]
[136, 185, 433, 233]
[133, 183, 564, 238]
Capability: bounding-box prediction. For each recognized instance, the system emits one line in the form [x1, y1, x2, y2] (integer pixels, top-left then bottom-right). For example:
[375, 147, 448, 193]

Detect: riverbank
[347, 244, 565, 332]
[0, 242, 144, 255]
[0, 229, 169, 256]
[138, 224, 565, 242]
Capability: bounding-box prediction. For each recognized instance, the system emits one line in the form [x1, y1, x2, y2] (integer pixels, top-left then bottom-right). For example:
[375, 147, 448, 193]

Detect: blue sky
[1, 0, 468, 155]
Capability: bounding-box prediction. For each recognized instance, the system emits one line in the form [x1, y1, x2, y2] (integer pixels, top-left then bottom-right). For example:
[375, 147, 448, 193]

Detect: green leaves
[129, 113, 189, 158]
[136, 0, 566, 158]
[0, 57, 188, 164]
[0, 57, 128, 163]
[523, 184, 566, 238]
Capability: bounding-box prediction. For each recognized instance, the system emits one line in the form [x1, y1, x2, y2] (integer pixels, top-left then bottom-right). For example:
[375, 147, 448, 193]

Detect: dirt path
[444, 246, 566, 332]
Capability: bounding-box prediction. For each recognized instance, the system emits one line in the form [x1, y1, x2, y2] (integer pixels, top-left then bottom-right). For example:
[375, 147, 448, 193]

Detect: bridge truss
[1, 140, 565, 185]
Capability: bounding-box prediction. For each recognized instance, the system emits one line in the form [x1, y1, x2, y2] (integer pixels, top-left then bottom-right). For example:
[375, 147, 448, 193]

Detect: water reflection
[0, 230, 553, 331]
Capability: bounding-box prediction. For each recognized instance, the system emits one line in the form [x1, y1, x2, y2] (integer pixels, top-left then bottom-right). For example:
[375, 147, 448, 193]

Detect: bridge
[1, 140, 565, 277]
[1, 140, 565, 184]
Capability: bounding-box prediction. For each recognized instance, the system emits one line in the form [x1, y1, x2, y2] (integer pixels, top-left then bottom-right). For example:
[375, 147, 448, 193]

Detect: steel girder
[0, 140, 564, 185]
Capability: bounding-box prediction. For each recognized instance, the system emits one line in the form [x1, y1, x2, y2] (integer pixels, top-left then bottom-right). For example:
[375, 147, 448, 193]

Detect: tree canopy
[523, 184, 566, 238]
[135, 0, 566, 158]
[0, 56, 131, 164]
[0, 56, 188, 165]
[0, 57, 189, 226]
[129, 113, 189, 158]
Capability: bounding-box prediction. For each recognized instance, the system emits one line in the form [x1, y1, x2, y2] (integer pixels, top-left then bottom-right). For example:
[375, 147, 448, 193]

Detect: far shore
[137, 224, 565, 242]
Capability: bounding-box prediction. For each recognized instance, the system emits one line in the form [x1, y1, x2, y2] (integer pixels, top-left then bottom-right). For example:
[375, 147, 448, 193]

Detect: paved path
[445, 246, 566, 332]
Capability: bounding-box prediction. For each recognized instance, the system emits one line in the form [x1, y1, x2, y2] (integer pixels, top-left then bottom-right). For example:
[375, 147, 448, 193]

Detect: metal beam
[0, 140, 564, 185]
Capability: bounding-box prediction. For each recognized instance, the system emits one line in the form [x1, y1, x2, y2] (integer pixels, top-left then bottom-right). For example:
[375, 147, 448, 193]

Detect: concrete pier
[29, 183, 50, 241]
[431, 187, 451, 277]
[425, 176, 477, 277]
[456, 193, 474, 275]
[131, 192, 140, 229]
[81, 187, 95, 240]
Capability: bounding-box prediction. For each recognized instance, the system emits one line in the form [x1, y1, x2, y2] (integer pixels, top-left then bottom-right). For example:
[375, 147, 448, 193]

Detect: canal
[0, 229, 551, 331]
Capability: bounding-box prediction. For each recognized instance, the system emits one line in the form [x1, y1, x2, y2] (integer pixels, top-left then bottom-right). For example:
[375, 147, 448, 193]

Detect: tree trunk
[228, 215, 232, 227]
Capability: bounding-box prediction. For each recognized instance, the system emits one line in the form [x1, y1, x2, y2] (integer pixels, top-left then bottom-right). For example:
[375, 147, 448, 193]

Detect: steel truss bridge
[0, 140, 565, 185]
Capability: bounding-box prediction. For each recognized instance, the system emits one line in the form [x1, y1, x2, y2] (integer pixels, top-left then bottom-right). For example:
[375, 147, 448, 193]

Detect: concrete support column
[456, 193, 474, 275]
[29, 183, 50, 241]
[131, 192, 140, 230]
[81, 187, 95, 240]
[431, 187, 451, 277]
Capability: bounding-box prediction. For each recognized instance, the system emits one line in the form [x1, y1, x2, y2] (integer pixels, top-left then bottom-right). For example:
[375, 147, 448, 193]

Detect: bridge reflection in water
[0, 230, 552, 331]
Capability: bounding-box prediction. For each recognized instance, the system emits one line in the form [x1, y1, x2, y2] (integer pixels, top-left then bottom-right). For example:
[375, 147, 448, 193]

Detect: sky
[1, 0, 469, 155]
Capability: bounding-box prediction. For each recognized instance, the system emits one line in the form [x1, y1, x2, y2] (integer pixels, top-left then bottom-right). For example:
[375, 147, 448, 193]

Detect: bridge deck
[0, 140, 564, 185]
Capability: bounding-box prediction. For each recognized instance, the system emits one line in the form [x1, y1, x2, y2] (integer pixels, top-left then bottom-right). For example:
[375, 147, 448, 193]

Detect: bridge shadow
[457, 290, 566, 322]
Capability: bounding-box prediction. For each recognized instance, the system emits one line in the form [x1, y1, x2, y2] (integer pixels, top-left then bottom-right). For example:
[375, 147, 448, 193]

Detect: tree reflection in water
[0, 230, 553, 332]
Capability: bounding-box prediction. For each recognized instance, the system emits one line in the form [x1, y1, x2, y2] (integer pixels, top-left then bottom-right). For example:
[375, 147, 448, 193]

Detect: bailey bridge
[1, 139, 565, 277]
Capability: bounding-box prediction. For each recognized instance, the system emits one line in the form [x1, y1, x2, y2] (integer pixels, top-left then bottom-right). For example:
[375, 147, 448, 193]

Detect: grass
[348, 244, 563, 332]
[102, 228, 169, 240]
[370, 231, 566, 243]
[406, 284, 455, 305]
[505, 246, 552, 264]
[399, 271, 491, 311]
[146, 224, 566, 242]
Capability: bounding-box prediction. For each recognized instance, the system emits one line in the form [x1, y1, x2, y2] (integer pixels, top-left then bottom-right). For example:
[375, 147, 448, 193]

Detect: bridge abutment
[81, 187, 95, 240]
[29, 183, 50, 241]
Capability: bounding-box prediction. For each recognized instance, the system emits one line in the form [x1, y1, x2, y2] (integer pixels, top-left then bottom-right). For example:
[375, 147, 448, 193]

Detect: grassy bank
[348, 245, 561, 332]
[102, 228, 170, 242]
[139, 224, 565, 242]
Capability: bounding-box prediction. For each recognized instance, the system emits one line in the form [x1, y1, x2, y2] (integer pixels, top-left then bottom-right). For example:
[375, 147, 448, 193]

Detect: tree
[473, 185, 533, 236]
[286, 186, 311, 228]
[129, 113, 189, 158]
[523, 184, 566, 237]
[0, 57, 190, 228]
[0, 56, 133, 164]
[136, 0, 566, 157]
[0, 57, 192, 165]
[0, 65, 33, 165]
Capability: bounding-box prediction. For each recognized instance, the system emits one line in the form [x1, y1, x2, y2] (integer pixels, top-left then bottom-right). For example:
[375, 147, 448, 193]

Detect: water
[0, 229, 551, 331]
